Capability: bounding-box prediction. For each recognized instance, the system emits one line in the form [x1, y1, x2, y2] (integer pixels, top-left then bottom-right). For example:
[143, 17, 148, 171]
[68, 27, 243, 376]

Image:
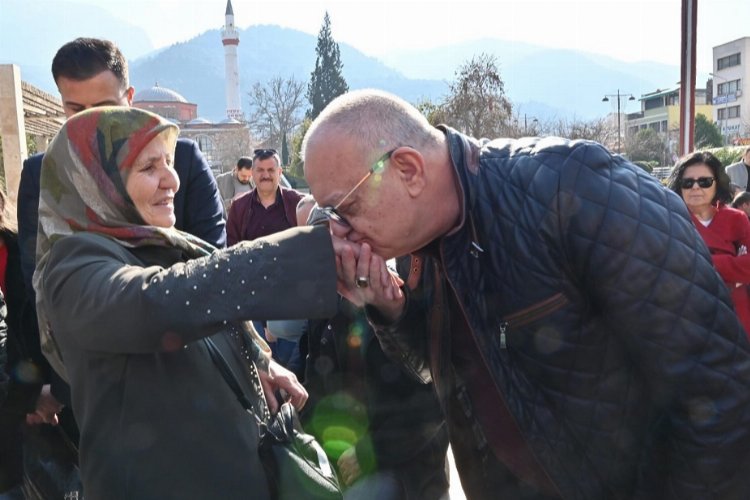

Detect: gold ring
[355, 276, 370, 288]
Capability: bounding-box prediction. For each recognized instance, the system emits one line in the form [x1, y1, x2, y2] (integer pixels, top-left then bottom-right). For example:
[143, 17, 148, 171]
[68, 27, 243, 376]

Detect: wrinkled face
[681, 164, 716, 212]
[304, 138, 413, 259]
[236, 167, 253, 185]
[56, 70, 133, 118]
[251, 157, 281, 195]
[125, 135, 179, 228]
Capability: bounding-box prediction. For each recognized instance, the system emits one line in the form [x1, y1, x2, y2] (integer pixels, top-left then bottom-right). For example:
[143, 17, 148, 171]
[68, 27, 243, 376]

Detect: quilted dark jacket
[373, 127, 750, 499]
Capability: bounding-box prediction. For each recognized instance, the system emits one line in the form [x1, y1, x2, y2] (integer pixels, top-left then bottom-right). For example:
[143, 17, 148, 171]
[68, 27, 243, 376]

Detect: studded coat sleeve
[39, 226, 337, 355]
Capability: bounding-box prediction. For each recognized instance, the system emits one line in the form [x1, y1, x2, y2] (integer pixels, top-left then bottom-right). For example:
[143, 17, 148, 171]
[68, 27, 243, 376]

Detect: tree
[540, 117, 611, 143]
[694, 113, 723, 149]
[247, 76, 307, 150]
[307, 12, 348, 120]
[626, 128, 665, 162]
[414, 98, 449, 127]
[443, 53, 513, 139]
[281, 133, 289, 166]
[289, 117, 312, 179]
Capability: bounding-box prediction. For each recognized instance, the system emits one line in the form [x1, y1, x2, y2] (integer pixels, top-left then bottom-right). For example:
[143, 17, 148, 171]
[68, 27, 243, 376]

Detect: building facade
[626, 87, 712, 163]
[712, 37, 750, 145]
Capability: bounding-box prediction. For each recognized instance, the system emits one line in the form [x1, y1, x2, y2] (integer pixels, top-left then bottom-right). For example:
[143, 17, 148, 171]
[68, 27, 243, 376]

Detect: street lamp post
[524, 114, 539, 135]
[602, 90, 635, 154]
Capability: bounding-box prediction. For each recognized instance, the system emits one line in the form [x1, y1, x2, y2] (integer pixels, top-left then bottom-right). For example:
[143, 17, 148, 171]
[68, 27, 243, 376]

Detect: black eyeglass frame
[680, 176, 716, 189]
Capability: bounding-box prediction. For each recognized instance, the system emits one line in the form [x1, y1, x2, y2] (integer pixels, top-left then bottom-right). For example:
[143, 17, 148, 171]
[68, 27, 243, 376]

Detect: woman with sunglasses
[668, 151, 750, 336]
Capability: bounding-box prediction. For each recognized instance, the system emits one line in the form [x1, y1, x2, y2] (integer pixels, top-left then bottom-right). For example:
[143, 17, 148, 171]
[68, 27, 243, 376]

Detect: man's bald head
[302, 89, 441, 166]
[300, 89, 459, 259]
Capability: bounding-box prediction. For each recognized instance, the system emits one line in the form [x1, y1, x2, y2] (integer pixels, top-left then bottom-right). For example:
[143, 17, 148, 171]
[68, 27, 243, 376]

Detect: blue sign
[713, 94, 737, 105]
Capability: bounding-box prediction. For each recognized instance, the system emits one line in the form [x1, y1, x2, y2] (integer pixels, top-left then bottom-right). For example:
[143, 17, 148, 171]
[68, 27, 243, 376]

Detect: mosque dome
[187, 117, 212, 125]
[219, 117, 240, 124]
[133, 83, 189, 103]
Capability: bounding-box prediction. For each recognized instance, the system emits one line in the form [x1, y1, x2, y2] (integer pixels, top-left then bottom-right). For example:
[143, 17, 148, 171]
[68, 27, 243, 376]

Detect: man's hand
[337, 446, 362, 486]
[26, 384, 63, 425]
[258, 359, 307, 414]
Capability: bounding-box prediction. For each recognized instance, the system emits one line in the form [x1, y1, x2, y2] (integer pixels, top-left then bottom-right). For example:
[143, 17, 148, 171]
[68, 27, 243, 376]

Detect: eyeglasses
[318, 148, 396, 227]
[253, 148, 278, 160]
[680, 177, 716, 189]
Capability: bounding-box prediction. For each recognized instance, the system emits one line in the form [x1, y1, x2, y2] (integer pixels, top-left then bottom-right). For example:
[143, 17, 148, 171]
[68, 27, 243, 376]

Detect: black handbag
[21, 424, 83, 500]
[204, 337, 342, 500]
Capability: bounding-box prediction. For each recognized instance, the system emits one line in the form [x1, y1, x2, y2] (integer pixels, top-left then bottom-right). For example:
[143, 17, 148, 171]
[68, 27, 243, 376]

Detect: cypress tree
[307, 12, 348, 119]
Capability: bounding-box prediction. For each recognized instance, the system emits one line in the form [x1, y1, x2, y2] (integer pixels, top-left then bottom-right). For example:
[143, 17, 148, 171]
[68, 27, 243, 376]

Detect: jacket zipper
[499, 293, 569, 350]
[439, 242, 562, 497]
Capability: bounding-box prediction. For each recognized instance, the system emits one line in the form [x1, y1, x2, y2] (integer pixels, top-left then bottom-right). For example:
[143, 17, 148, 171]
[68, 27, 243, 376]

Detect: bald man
[302, 89, 750, 499]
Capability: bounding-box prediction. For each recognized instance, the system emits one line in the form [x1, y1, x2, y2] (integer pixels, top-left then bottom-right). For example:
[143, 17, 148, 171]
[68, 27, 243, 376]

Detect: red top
[691, 205, 750, 336]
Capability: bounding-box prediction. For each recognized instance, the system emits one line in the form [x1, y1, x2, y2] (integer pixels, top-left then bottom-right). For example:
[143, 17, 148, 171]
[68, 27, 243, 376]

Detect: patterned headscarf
[33, 106, 215, 379]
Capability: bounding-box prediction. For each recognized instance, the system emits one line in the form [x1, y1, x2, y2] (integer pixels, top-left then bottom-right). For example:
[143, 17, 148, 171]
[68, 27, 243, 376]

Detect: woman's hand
[258, 359, 307, 414]
[26, 384, 63, 425]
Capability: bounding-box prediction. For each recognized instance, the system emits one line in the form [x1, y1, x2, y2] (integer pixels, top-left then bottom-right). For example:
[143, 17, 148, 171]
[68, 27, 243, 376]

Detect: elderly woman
[668, 151, 750, 336]
[32, 107, 337, 499]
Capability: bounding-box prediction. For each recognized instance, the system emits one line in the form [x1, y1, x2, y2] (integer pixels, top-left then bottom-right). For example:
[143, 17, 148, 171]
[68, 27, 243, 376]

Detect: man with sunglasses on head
[302, 89, 750, 500]
[226, 148, 305, 373]
[226, 148, 303, 246]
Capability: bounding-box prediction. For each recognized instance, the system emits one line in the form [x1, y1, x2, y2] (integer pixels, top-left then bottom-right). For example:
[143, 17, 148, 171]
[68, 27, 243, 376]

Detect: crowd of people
[1, 36, 750, 500]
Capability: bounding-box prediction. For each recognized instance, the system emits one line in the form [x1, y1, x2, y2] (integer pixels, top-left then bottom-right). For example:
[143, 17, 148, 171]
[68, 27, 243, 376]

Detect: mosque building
[132, 0, 251, 174]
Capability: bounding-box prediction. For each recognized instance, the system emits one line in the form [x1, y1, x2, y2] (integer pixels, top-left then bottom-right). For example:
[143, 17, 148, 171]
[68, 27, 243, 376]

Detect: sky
[53, 0, 749, 74]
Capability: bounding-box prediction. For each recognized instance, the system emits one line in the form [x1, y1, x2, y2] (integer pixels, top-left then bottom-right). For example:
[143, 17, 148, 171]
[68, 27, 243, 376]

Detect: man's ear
[125, 86, 135, 105]
[392, 147, 426, 198]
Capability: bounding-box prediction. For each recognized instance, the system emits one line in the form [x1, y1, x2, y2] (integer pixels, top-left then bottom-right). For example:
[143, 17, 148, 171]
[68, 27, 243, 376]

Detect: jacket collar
[436, 126, 485, 257]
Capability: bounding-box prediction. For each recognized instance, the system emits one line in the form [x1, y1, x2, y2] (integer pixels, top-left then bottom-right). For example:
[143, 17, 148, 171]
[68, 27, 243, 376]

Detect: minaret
[222, 0, 243, 120]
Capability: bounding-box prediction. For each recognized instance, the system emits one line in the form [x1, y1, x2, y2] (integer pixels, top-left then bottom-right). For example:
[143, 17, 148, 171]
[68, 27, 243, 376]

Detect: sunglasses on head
[253, 148, 278, 159]
[680, 177, 716, 189]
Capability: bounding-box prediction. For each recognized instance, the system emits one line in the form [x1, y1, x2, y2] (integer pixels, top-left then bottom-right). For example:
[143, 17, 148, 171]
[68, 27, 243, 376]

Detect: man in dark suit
[16, 38, 226, 435]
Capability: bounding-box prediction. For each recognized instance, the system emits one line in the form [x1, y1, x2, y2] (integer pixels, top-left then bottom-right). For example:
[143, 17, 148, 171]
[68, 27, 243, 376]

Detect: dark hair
[236, 157, 253, 169]
[732, 191, 750, 208]
[667, 151, 732, 205]
[51, 38, 128, 88]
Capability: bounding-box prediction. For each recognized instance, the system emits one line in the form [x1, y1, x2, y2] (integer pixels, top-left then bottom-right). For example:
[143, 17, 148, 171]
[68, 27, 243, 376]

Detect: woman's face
[125, 135, 179, 228]
[681, 163, 716, 212]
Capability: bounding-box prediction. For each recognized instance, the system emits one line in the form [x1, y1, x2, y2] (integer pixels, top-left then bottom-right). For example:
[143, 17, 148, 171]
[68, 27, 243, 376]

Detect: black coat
[39, 226, 337, 499]
[372, 128, 750, 499]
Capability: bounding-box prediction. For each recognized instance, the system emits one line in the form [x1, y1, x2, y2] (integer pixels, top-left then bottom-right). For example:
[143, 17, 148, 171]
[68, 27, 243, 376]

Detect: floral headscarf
[33, 106, 215, 379]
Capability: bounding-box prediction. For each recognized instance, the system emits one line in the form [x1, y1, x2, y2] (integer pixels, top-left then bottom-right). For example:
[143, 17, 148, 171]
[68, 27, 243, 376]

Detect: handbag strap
[204, 337, 259, 419]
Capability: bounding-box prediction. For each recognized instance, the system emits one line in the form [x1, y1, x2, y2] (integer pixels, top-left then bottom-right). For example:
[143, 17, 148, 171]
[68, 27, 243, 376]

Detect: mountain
[129, 24, 447, 121]
[380, 39, 712, 119]
[1, 3, 707, 124]
[0, 0, 154, 93]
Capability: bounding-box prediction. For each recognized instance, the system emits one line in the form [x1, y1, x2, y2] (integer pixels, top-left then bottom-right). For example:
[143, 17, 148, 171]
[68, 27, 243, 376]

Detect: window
[717, 79, 742, 96]
[717, 52, 741, 70]
[644, 98, 663, 111]
[718, 105, 741, 120]
[196, 135, 216, 164]
[661, 120, 668, 133]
